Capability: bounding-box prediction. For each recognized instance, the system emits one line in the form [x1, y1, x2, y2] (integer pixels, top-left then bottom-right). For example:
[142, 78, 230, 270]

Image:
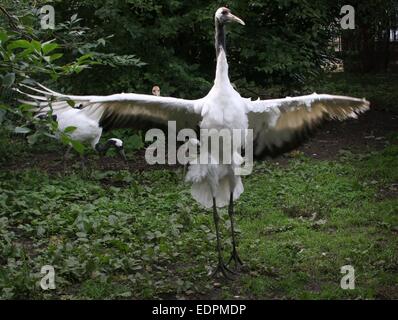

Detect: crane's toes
[211, 262, 237, 280]
[227, 249, 244, 271]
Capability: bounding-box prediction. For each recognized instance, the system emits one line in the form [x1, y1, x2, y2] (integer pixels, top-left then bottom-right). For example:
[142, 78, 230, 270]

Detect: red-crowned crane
[18, 7, 369, 278]
[17, 93, 128, 167]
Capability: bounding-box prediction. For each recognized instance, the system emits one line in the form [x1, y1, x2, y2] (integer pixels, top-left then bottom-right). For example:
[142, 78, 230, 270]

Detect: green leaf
[31, 40, 41, 52]
[0, 31, 8, 44]
[71, 14, 78, 22]
[21, 78, 37, 86]
[77, 53, 93, 63]
[37, 226, 46, 236]
[66, 100, 76, 107]
[7, 40, 30, 51]
[50, 53, 63, 61]
[76, 231, 87, 238]
[27, 132, 40, 145]
[71, 140, 85, 155]
[2, 73, 15, 88]
[118, 292, 132, 298]
[60, 133, 70, 145]
[14, 126, 31, 134]
[19, 104, 35, 112]
[64, 126, 77, 134]
[43, 132, 56, 139]
[42, 42, 58, 55]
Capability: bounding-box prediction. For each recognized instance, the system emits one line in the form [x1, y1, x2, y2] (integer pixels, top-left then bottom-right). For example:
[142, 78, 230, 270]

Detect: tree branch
[0, 5, 19, 30]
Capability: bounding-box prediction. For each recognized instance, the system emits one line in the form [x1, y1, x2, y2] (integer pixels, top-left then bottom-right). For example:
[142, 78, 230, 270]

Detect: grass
[0, 137, 397, 299]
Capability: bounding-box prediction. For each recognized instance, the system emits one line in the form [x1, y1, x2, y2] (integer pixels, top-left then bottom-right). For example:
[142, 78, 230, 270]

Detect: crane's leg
[64, 146, 72, 160]
[63, 146, 72, 172]
[211, 197, 235, 279]
[227, 192, 243, 269]
[182, 164, 187, 183]
[80, 154, 87, 173]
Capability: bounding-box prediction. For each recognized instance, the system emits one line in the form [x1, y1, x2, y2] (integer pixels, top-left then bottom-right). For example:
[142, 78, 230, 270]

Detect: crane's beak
[229, 14, 245, 26]
[118, 149, 127, 163]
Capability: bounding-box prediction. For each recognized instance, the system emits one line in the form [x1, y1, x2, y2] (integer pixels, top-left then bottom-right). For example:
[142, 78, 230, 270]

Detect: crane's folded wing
[17, 83, 203, 131]
[247, 93, 370, 157]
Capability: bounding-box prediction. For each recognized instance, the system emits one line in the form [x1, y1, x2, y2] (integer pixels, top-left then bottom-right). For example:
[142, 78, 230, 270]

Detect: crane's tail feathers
[190, 176, 244, 209]
[187, 166, 244, 209]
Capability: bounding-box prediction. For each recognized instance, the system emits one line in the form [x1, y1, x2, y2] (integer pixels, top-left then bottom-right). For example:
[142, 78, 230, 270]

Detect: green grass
[0, 141, 397, 299]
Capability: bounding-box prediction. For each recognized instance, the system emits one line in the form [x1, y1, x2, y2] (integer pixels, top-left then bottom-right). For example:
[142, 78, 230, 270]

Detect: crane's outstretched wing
[247, 93, 370, 157]
[16, 83, 203, 131]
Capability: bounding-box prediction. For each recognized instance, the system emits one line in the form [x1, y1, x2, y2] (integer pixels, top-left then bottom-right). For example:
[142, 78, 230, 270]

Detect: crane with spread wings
[17, 7, 369, 278]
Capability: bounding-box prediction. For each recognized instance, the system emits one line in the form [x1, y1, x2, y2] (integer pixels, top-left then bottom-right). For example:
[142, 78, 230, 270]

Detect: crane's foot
[227, 248, 243, 270]
[211, 261, 237, 280]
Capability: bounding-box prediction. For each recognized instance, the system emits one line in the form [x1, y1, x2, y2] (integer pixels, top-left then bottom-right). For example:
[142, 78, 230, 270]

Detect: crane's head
[215, 7, 245, 26]
[107, 138, 127, 162]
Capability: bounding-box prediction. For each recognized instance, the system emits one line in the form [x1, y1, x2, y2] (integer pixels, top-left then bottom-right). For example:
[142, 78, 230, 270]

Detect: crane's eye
[221, 10, 228, 15]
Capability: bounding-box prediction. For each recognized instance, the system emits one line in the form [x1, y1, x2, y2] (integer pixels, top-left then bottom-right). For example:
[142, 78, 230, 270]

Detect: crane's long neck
[95, 140, 114, 154]
[214, 20, 230, 86]
[215, 20, 226, 57]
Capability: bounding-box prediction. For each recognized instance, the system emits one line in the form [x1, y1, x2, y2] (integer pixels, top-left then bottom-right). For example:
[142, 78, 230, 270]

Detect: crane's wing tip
[362, 98, 371, 110]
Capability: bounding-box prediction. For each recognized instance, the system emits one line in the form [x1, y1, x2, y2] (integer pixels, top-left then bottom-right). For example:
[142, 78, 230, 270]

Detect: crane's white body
[25, 98, 124, 154]
[54, 108, 103, 149]
[186, 50, 247, 208]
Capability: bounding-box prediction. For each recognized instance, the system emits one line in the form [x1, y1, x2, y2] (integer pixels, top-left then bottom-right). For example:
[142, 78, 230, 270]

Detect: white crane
[17, 89, 127, 167]
[18, 7, 369, 278]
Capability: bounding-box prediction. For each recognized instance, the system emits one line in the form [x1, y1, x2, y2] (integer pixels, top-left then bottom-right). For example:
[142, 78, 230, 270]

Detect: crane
[17, 89, 127, 168]
[17, 7, 369, 278]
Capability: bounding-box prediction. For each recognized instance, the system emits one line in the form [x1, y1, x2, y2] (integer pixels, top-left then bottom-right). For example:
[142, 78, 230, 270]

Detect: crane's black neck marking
[95, 142, 111, 154]
[215, 19, 226, 57]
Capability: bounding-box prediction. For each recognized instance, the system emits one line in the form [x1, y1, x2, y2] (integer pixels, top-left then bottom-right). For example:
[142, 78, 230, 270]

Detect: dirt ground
[297, 108, 398, 160]
[3, 108, 397, 173]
